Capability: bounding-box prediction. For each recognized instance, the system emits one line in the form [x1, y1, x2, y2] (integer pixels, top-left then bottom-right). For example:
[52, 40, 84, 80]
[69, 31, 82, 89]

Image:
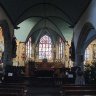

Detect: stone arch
[83, 30, 96, 51]
[75, 22, 94, 67]
[0, 20, 12, 67]
[77, 22, 94, 53]
[82, 29, 96, 63]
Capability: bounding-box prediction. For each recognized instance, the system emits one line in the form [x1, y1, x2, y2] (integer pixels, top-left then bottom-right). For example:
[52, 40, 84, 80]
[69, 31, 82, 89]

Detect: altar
[34, 68, 54, 77]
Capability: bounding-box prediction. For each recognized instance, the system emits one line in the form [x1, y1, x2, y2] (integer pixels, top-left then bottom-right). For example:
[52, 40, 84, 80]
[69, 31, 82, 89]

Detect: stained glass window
[85, 48, 90, 61]
[58, 38, 64, 59]
[39, 35, 52, 59]
[26, 37, 32, 59]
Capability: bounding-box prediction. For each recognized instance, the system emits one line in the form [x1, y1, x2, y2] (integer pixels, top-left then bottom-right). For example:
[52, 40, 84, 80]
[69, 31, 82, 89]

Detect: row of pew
[0, 79, 96, 96]
[0, 82, 27, 96]
[61, 84, 96, 96]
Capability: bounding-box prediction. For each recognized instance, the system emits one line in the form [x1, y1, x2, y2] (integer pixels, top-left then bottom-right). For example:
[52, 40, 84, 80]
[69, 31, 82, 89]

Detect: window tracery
[39, 35, 52, 59]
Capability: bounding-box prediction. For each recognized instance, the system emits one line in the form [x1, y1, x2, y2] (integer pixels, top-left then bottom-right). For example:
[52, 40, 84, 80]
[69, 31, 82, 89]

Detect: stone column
[55, 42, 58, 60]
[0, 20, 13, 66]
[75, 50, 85, 70]
[31, 43, 35, 61]
[35, 44, 38, 61]
[25, 61, 29, 77]
[53, 44, 56, 62]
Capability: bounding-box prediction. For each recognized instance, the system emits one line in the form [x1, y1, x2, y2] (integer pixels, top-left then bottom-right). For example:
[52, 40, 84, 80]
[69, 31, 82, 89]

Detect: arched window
[85, 48, 90, 61]
[39, 35, 52, 59]
[26, 37, 32, 59]
[84, 40, 96, 64]
[84, 45, 92, 65]
[58, 38, 64, 59]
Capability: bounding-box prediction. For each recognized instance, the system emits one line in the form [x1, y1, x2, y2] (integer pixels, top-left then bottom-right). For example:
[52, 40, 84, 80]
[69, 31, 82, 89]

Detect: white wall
[74, 0, 96, 49]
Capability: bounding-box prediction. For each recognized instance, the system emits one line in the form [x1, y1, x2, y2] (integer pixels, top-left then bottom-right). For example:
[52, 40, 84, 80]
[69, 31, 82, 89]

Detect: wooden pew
[0, 93, 17, 96]
[62, 85, 96, 90]
[62, 84, 96, 95]
[0, 88, 23, 96]
[0, 83, 27, 96]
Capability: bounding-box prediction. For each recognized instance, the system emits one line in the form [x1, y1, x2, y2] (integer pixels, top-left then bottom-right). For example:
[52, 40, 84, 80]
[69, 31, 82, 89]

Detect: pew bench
[64, 90, 96, 95]
[0, 83, 27, 90]
[62, 85, 96, 95]
[0, 92, 19, 96]
[62, 85, 96, 90]
[0, 88, 24, 96]
[0, 83, 27, 96]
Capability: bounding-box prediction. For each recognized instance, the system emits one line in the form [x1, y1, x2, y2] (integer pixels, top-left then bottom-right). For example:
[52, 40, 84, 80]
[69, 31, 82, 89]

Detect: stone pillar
[75, 50, 84, 70]
[53, 44, 56, 62]
[4, 41, 12, 66]
[35, 45, 38, 62]
[55, 43, 58, 60]
[31, 43, 35, 61]
[64, 42, 70, 67]
[0, 20, 12, 67]
[75, 52, 85, 85]
[25, 61, 29, 77]
[18, 42, 26, 66]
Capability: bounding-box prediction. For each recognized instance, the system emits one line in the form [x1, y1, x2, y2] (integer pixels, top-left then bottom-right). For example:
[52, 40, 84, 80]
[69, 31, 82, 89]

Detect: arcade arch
[76, 22, 96, 69]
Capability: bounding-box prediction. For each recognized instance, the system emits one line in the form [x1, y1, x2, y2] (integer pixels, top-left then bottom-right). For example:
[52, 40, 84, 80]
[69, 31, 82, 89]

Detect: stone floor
[27, 86, 61, 96]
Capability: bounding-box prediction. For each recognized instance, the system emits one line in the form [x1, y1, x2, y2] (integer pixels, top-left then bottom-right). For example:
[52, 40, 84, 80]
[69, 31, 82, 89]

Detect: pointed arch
[75, 22, 95, 66]
[77, 22, 94, 53]
[39, 35, 52, 59]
